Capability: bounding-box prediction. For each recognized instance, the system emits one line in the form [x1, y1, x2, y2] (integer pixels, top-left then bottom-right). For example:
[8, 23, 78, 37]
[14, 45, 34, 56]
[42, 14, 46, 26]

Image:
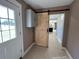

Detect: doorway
[48, 13, 65, 48]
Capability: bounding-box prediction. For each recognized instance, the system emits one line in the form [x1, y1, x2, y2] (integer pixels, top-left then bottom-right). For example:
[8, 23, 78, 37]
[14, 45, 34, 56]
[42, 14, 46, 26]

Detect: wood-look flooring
[23, 32, 69, 59]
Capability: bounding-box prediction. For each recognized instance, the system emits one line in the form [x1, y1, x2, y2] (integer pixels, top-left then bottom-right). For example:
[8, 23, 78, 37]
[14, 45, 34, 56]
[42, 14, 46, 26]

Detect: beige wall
[35, 13, 48, 47]
[16, 0, 34, 52]
[66, 0, 79, 59]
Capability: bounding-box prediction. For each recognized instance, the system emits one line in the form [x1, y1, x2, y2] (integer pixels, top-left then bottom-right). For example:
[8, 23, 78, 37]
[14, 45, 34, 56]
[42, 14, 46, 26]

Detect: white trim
[18, 4, 24, 58]
[63, 47, 73, 59]
[23, 43, 35, 57]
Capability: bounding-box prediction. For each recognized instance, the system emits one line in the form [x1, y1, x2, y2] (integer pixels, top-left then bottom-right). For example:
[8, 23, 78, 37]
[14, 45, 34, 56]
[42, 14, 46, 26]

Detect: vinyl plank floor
[23, 32, 68, 59]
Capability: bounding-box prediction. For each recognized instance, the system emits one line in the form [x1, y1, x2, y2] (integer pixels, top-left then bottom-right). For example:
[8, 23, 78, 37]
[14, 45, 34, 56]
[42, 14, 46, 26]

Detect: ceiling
[24, 0, 74, 9]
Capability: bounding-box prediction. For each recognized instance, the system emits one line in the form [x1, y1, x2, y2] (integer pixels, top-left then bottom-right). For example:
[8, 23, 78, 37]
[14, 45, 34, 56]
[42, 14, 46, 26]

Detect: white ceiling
[24, 0, 74, 9]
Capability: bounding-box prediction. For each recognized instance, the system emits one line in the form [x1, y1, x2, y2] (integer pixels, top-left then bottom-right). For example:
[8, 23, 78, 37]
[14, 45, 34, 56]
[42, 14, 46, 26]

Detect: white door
[0, 0, 22, 59]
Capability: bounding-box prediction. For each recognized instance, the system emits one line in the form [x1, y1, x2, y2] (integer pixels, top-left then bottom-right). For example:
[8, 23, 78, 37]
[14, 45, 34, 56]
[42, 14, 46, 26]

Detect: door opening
[48, 13, 65, 48]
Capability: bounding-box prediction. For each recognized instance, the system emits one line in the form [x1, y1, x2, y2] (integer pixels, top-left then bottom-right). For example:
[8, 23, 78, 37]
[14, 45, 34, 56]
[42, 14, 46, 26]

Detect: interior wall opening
[48, 13, 65, 48]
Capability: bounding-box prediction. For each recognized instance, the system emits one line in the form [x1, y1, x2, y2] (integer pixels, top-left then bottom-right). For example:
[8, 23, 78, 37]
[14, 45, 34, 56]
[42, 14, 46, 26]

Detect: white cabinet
[26, 9, 37, 27]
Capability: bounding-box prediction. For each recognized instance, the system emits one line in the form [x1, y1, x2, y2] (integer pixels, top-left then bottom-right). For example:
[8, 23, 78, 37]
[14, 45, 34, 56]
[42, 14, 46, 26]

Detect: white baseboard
[23, 43, 35, 57]
[63, 47, 73, 59]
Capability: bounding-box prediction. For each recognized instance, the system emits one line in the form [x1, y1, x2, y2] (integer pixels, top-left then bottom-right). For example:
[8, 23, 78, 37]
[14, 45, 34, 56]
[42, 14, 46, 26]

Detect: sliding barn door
[35, 12, 48, 47]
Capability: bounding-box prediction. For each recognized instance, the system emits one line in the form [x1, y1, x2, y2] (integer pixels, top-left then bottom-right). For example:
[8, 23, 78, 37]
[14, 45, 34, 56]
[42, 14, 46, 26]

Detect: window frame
[0, 4, 16, 44]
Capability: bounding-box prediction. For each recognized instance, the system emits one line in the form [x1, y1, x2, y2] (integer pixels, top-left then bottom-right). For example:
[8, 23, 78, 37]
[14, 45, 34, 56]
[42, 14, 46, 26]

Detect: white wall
[56, 14, 64, 43]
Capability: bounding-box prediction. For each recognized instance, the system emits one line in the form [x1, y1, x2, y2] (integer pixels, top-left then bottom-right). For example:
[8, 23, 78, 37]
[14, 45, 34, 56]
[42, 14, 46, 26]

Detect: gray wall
[66, 0, 79, 59]
[16, 0, 34, 52]
[62, 11, 71, 47]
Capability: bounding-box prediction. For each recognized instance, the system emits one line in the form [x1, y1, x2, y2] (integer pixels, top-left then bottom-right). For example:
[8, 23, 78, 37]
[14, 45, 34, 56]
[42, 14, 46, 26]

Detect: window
[0, 5, 16, 43]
